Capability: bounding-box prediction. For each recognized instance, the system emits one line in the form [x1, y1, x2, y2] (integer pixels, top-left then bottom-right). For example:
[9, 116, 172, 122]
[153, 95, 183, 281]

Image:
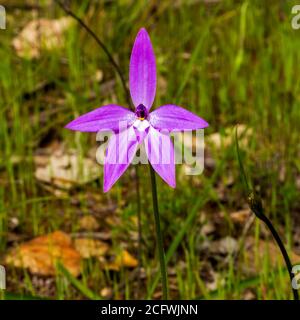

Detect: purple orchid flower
[66, 28, 208, 192]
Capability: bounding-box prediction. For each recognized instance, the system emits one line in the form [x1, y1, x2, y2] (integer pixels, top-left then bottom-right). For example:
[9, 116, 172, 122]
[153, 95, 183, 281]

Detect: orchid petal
[129, 28, 156, 110]
[104, 126, 138, 192]
[145, 126, 175, 188]
[149, 104, 209, 131]
[65, 105, 135, 133]
[133, 119, 150, 142]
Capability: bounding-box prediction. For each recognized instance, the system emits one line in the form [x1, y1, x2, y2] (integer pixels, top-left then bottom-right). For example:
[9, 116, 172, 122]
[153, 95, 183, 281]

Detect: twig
[235, 126, 299, 300]
[54, 0, 132, 110]
[71, 231, 111, 241]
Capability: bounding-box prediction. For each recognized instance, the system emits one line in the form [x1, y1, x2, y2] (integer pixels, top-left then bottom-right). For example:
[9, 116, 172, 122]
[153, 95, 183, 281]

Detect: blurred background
[0, 0, 300, 300]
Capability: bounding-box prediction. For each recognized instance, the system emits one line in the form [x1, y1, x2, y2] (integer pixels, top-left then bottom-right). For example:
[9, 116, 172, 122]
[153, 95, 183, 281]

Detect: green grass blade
[235, 125, 251, 192]
[56, 262, 102, 300]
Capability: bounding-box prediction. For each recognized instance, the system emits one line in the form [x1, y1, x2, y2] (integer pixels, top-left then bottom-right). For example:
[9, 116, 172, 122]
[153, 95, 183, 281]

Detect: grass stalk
[149, 165, 168, 300]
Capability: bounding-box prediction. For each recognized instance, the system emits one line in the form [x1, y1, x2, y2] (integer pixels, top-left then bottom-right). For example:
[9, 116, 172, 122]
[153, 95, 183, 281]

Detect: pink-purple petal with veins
[103, 126, 138, 192]
[144, 126, 175, 188]
[129, 28, 156, 110]
[149, 104, 209, 131]
[65, 105, 135, 133]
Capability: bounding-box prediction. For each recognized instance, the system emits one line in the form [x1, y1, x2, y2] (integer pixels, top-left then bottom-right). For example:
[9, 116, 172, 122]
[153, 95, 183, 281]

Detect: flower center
[135, 104, 148, 121]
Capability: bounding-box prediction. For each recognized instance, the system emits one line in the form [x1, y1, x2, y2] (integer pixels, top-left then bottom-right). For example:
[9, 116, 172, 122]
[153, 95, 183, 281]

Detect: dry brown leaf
[174, 132, 204, 176]
[206, 270, 223, 291]
[5, 231, 81, 276]
[200, 221, 216, 236]
[106, 250, 138, 271]
[207, 125, 252, 149]
[175, 125, 251, 164]
[230, 209, 252, 224]
[92, 69, 104, 83]
[100, 287, 113, 298]
[79, 215, 100, 231]
[105, 216, 121, 227]
[210, 236, 238, 255]
[12, 17, 73, 59]
[242, 237, 300, 273]
[74, 238, 109, 259]
[243, 289, 256, 300]
[34, 147, 99, 190]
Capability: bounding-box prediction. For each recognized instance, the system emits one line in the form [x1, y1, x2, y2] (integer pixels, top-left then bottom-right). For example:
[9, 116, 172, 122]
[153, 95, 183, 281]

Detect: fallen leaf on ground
[100, 287, 113, 299]
[229, 209, 252, 224]
[210, 236, 238, 255]
[92, 69, 104, 83]
[74, 238, 109, 259]
[34, 147, 99, 191]
[200, 222, 216, 236]
[241, 237, 300, 273]
[5, 231, 81, 276]
[72, 231, 112, 241]
[207, 125, 252, 149]
[243, 289, 256, 300]
[174, 131, 204, 176]
[105, 216, 121, 227]
[199, 213, 216, 236]
[79, 215, 100, 231]
[12, 17, 73, 59]
[106, 250, 138, 271]
[206, 270, 223, 291]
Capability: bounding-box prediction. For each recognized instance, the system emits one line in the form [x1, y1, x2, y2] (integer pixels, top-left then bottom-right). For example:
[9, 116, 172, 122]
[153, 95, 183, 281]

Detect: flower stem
[56, 0, 144, 297]
[264, 216, 299, 300]
[54, 0, 133, 111]
[149, 165, 168, 300]
[135, 165, 143, 298]
[235, 127, 299, 300]
[248, 192, 299, 300]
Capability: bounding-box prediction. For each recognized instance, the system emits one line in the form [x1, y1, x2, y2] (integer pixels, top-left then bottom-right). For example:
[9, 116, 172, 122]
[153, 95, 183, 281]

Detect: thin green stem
[235, 127, 299, 300]
[55, 2, 143, 298]
[248, 192, 299, 300]
[149, 165, 168, 300]
[235, 126, 250, 191]
[260, 211, 299, 300]
[54, 0, 133, 110]
[135, 165, 143, 298]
